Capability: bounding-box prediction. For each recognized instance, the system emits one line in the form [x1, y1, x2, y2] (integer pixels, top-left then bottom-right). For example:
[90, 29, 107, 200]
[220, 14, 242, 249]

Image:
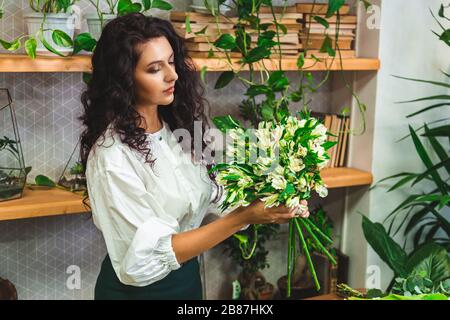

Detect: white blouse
[86, 120, 246, 287]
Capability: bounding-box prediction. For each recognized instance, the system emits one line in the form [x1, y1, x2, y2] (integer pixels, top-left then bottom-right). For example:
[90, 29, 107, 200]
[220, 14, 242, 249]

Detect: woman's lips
[163, 86, 175, 94]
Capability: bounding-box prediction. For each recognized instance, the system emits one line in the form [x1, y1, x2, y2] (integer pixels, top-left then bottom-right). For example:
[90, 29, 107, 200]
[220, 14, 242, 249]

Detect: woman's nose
[165, 64, 178, 83]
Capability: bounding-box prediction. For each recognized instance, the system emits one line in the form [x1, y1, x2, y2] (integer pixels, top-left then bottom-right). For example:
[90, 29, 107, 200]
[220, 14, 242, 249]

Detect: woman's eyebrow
[147, 52, 175, 67]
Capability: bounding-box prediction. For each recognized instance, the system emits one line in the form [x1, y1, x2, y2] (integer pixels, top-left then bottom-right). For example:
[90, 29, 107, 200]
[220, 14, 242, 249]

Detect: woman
[79, 13, 302, 300]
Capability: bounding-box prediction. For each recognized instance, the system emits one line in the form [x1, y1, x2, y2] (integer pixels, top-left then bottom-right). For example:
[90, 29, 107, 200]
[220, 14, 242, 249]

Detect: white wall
[368, 0, 450, 290]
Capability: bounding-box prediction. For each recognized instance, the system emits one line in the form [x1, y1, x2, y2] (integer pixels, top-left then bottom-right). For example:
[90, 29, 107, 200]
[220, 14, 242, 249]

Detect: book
[189, 51, 243, 58]
[304, 23, 357, 30]
[296, 3, 350, 15]
[259, 5, 297, 14]
[339, 117, 350, 167]
[170, 11, 238, 24]
[303, 14, 357, 24]
[171, 21, 235, 30]
[305, 29, 355, 37]
[300, 37, 353, 50]
[305, 49, 356, 59]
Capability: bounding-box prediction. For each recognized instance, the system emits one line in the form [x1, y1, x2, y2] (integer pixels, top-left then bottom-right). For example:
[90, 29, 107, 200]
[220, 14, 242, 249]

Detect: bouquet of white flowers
[210, 111, 337, 295]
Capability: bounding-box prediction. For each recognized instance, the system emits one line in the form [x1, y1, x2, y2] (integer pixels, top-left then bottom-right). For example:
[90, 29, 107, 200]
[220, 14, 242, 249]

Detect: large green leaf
[243, 46, 271, 63]
[52, 29, 73, 48]
[406, 103, 450, 118]
[213, 34, 236, 50]
[362, 216, 408, 277]
[35, 175, 56, 187]
[38, 31, 64, 57]
[393, 75, 450, 89]
[212, 115, 242, 133]
[214, 71, 234, 89]
[326, 0, 346, 18]
[0, 38, 21, 51]
[151, 0, 173, 10]
[24, 38, 37, 59]
[73, 33, 96, 54]
[406, 243, 450, 285]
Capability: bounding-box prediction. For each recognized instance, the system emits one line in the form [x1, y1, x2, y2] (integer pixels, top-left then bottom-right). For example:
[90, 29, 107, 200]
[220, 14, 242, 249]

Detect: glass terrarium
[58, 138, 86, 192]
[0, 88, 28, 202]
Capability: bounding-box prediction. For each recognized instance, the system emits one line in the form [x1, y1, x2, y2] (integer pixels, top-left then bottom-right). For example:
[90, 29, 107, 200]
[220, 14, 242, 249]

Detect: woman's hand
[236, 199, 309, 225]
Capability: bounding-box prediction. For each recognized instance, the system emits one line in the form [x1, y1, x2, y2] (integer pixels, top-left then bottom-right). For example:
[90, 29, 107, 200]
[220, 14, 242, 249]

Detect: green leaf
[213, 33, 236, 50]
[52, 29, 73, 48]
[118, 0, 142, 15]
[142, 0, 151, 10]
[0, 38, 21, 51]
[212, 115, 242, 133]
[194, 26, 208, 36]
[73, 33, 96, 54]
[439, 29, 450, 45]
[406, 103, 450, 118]
[38, 31, 64, 57]
[326, 0, 346, 18]
[267, 70, 289, 91]
[243, 46, 271, 63]
[261, 101, 274, 121]
[185, 15, 191, 33]
[82, 72, 92, 85]
[393, 75, 450, 89]
[25, 166, 32, 175]
[360, 0, 372, 11]
[200, 65, 207, 84]
[319, 35, 336, 57]
[214, 71, 234, 89]
[297, 53, 305, 69]
[422, 125, 450, 137]
[406, 243, 450, 286]
[409, 125, 447, 195]
[362, 216, 408, 277]
[245, 85, 269, 97]
[322, 141, 338, 150]
[398, 95, 450, 104]
[152, 0, 173, 10]
[25, 38, 37, 59]
[313, 16, 329, 28]
[35, 175, 56, 187]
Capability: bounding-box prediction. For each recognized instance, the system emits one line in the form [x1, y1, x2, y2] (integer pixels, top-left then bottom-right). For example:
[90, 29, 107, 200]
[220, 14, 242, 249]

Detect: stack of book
[170, 8, 304, 58]
[295, 3, 357, 58]
[169, 11, 241, 58]
[311, 111, 350, 168]
[254, 6, 304, 57]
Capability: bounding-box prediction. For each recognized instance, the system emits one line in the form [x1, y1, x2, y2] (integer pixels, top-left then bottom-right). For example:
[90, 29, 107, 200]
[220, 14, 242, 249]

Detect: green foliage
[362, 215, 450, 297]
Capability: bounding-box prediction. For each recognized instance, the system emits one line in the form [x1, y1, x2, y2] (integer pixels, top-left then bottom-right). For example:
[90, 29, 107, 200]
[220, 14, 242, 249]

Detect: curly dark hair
[78, 13, 220, 210]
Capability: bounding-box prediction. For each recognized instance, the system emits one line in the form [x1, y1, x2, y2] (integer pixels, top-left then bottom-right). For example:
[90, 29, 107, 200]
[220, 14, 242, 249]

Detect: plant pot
[86, 13, 117, 40]
[58, 173, 86, 192]
[190, 0, 232, 14]
[0, 169, 27, 202]
[277, 275, 318, 300]
[238, 271, 275, 300]
[23, 12, 75, 56]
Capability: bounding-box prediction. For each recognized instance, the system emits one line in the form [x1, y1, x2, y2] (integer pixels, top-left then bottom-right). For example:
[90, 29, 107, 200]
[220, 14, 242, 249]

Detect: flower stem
[301, 218, 337, 265]
[294, 218, 320, 291]
[304, 218, 334, 244]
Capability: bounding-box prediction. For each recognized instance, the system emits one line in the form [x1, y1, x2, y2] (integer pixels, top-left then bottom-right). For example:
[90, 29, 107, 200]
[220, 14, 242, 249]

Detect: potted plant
[84, 0, 173, 40]
[223, 223, 279, 300]
[22, 0, 78, 57]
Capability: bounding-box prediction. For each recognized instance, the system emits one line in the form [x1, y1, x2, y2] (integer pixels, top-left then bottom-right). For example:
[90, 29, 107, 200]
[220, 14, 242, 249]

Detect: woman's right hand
[237, 199, 307, 225]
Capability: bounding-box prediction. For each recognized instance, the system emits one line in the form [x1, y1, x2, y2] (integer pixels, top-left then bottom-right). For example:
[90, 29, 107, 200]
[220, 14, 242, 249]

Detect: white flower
[237, 175, 253, 188]
[298, 119, 307, 128]
[289, 158, 305, 173]
[271, 175, 287, 190]
[297, 177, 308, 192]
[286, 196, 300, 208]
[272, 126, 284, 142]
[255, 127, 273, 149]
[256, 156, 273, 167]
[261, 194, 279, 208]
[317, 160, 328, 170]
[315, 183, 328, 198]
[297, 145, 308, 157]
[312, 124, 327, 138]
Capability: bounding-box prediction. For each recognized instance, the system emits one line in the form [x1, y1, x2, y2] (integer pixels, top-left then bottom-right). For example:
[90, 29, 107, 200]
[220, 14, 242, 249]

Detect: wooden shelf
[0, 54, 380, 73]
[0, 167, 371, 222]
[0, 187, 89, 222]
[321, 167, 373, 189]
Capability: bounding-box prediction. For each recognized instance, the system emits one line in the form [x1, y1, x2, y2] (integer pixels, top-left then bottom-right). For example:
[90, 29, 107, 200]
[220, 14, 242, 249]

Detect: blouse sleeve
[207, 183, 250, 231]
[86, 160, 181, 287]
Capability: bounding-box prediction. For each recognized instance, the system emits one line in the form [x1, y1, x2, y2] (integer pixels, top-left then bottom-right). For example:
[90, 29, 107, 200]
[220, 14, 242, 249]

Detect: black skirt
[94, 254, 203, 300]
